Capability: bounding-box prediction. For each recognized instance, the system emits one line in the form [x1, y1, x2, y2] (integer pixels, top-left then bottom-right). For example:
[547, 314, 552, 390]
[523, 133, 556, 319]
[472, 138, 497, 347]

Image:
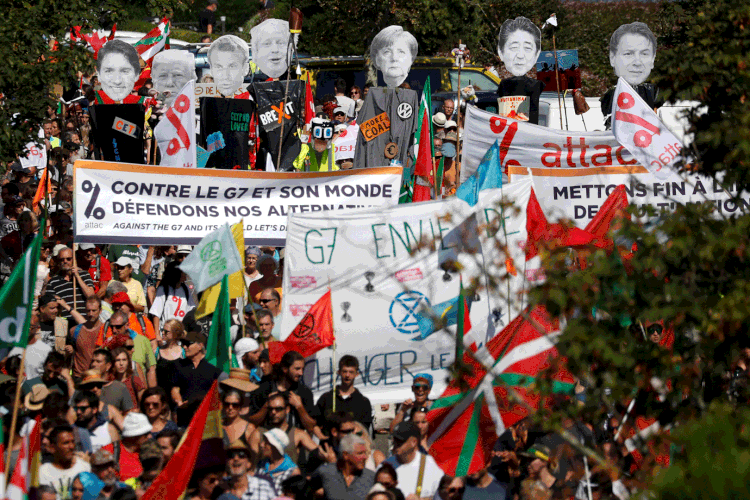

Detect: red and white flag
[155, 80, 196, 168]
[612, 77, 683, 180]
[134, 18, 171, 64]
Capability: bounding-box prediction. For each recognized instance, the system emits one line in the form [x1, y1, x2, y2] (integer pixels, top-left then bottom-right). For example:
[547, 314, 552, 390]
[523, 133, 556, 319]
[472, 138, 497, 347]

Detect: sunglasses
[223, 402, 241, 408]
[648, 324, 663, 335]
[83, 382, 104, 389]
[125, 345, 134, 350]
[227, 450, 248, 459]
[447, 487, 465, 494]
[74, 405, 90, 412]
[181, 340, 194, 348]
[268, 405, 286, 412]
[144, 401, 161, 408]
[258, 298, 277, 304]
[412, 384, 430, 391]
[110, 323, 127, 329]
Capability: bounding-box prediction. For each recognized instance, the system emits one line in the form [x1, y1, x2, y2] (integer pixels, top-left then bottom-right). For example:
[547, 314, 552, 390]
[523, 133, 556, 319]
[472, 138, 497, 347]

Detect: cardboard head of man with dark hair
[497, 16, 541, 77]
[207, 35, 250, 97]
[370, 26, 418, 88]
[97, 40, 141, 102]
[609, 22, 657, 86]
[250, 19, 298, 79]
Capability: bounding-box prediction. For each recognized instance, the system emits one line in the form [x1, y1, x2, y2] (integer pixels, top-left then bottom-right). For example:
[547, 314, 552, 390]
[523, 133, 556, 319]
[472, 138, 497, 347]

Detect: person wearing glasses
[258, 288, 283, 340]
[77, 369, 126, 431]
[73, 390, 120, 453]
[437, 476, 466, 500]
[140, 387, 178, 440]
[90, 348, 135, 415]
[222, 389, 257, 450]
[220, 441, 276, 500]
[45, 246, 96, 322]
[103, 309, 157, 388]
[389, 373, 434, 433]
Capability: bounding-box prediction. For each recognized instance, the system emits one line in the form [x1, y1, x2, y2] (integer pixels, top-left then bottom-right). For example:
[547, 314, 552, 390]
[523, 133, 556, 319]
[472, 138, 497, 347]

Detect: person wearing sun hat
[257, 428, 300, 493]
[24, 383, 51, 412]
[119, 412, 153, 481]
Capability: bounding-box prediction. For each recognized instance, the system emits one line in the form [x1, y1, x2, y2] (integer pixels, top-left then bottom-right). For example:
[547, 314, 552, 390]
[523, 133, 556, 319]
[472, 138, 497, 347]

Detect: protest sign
[73, 160, 402, 246]
[199, 98, 255, 170]
[333, 123, 359, 160]
[89, 104, 146, 164]
[155, 80, 197, 168]
[281, 178, 533, 403]
[252, 80, 305, 171]
[463, 105, 736, 225]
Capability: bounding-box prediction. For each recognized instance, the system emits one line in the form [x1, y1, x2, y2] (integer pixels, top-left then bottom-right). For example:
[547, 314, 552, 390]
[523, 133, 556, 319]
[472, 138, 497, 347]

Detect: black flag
[252, 80, 304, 171]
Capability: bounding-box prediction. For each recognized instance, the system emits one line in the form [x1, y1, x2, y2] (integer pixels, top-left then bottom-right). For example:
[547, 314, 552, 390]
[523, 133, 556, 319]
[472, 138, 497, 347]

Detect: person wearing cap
[90, 448, 130, 499]
[132, 439, 165, 494]
[308, 433, 375, 500]
[389, 374, 434, 433]
[0, 192, 26, 238]
[108, 291, 157, 344]
[519, 444, 557, 500]
[45, 246, 96, 322]
[383, 422, 443, 499]
[39, 424, 92, 497]
[34, 294, 71, 353]
[73, 391, 120, 453]
[257, 428, 300, 493]
[170, 330, 222, 427]
[199, 0, 218, 34]
[332, 106, 348, 124]
[106, 245, 146, 287]
[104, 310, 157, 387]
[76, 244, 111, 299]
[315, 355, 373, 431]
[78, 368, 126, 431]
[118, 412, 153, 481]
[113, 257, 146, 314]
[71, 471, 105, 500]
[431, 112, 447, 140]
[219, 441, 276, 500]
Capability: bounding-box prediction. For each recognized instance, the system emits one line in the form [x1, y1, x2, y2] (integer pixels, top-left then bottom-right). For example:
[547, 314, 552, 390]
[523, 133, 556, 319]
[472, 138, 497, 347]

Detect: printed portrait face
[370, 26, 417, 88]
[610, 33, 655, 85]
[498, 29, 540, 77]
[255, 28, 290, 78]
[210, 49, 247, 96]
[152, 50, 196, 106]
[99, 52, 138, 102]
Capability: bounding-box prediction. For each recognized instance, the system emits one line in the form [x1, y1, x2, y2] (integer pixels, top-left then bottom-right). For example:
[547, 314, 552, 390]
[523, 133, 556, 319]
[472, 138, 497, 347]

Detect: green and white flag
[0, 230, 44, 347]
[414, 76, 433, 156]
[206, 275, 237, 373]
[178, 223, 243, 292]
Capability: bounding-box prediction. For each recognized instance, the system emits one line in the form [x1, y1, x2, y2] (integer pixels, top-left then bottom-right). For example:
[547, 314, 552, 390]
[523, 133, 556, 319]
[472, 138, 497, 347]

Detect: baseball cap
[432, 112, 447, 127]
[333, 106, 346, 116]
[78, 243, 96, 251]
[8, 195, 24, 206]
[391, 422, 420, 443]
[175, 245, 192, 255]
[52, 244, 69, 257]
[110, 291, 135, 312]
[114, 256, 133, 267]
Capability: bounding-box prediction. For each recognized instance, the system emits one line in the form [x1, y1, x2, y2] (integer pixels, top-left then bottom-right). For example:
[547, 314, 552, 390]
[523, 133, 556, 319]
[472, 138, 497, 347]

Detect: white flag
[155, 80, 197, 168]
[19, 141, 47, 171]
[178, 223, 243, 292]
[612, 77, 683, 180]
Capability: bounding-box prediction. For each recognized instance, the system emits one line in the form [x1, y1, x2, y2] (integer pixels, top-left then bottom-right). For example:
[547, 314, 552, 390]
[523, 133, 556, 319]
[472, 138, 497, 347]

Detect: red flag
[304, 76, 315, 133]
[78, 24, 116, 59]
[414, 107, 432, 177]
[427, 305, 575, 476]
[141, 382, 222, 500]
[32, 168, 51, 211]
[584, 184, 630, 246]
[270, 290, 334, 363]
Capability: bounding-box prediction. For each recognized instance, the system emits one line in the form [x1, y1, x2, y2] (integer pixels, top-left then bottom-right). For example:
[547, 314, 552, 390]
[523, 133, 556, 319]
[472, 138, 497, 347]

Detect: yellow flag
[195, 221, 245, 318]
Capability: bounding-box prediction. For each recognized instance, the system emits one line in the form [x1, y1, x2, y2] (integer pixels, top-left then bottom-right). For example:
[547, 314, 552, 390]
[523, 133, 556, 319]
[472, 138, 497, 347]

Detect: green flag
[0, 229, 44, 347]
[436, 156, 445, 196]
[206, 275, 236, 372]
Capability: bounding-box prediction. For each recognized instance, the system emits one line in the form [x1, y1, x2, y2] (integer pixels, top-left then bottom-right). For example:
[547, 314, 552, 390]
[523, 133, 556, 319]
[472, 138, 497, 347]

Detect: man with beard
[90, 449, 132, 499]
[73, 391, 120, 452]
[246, 351, 320, 438]
[218, 441, 276, 500]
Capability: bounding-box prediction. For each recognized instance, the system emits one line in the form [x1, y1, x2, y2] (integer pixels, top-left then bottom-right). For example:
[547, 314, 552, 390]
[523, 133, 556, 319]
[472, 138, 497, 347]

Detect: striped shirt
[46, 270, 95, 321]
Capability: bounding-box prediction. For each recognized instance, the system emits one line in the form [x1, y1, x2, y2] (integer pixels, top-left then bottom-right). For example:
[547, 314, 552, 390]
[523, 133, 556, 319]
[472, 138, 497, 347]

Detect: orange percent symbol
[166, 94, 192, 156]
[615, 91, 660, 148]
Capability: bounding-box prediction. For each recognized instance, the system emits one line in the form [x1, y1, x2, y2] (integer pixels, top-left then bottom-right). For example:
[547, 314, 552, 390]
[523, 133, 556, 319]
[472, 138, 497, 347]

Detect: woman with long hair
[111, 346, 146, 407]
[155, 319, 185, 387]
[140, 387, 179, 439]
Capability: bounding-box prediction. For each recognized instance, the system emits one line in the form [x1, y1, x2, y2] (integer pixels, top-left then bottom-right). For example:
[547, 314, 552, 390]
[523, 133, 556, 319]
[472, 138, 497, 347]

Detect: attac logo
[361, 112, 391, 142]
[290, 304, 313, 317]
[112, 117, 140, 139]
[395, 268, 423, 283]
[290, 276, 317, 288]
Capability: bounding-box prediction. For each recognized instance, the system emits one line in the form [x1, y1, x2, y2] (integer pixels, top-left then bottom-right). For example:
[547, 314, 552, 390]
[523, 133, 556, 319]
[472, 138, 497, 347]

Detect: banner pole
[455, 40, 463, 189]
[276, 34, 296, 171]
[72, 244, 77, 313]
[6, 347, 28, 478]
[551, 27, 565, 130]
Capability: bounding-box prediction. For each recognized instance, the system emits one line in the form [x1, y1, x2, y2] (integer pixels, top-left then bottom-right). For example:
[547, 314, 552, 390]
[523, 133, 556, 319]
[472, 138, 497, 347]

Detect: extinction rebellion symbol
[292, 313, 316, 339]
[389, 291, 430, 335]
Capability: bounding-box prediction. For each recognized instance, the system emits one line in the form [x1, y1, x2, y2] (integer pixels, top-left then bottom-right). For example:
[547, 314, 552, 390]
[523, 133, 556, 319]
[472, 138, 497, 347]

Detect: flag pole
[328, 277, 337, 413]
[5, 347, 28, 480]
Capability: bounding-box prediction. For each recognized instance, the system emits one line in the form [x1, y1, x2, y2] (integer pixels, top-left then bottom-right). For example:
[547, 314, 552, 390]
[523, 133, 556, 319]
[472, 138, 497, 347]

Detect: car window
[450, 70, 497, 91]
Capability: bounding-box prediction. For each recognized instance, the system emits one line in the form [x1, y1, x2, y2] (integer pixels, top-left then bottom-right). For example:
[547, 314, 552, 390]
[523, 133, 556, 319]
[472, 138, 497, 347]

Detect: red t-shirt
[119, 446, 143, 481]
[86, 253, 112, 293]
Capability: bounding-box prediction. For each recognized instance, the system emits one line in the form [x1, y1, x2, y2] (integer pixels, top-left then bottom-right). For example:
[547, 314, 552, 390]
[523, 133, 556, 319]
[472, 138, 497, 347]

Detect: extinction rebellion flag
[252, 80, 305, 171]
[270, 290, 334, 363]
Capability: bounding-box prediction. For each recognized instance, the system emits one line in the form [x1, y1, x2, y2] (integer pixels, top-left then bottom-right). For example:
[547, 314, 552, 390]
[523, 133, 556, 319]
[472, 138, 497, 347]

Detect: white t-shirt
[149, 284, 196, 323]
[335, 95, 357, 118]
[383, 452, 444, 498]
[39, 458, 91, 500]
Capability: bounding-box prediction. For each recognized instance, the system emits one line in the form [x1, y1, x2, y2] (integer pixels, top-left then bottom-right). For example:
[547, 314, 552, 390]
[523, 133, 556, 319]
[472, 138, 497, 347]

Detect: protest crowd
[0, 8, 718, 500]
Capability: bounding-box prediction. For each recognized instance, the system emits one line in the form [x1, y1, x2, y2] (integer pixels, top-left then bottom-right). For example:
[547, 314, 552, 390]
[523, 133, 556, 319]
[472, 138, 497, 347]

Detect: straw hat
[220, 368, 259, 393]
[24, 384, 50, 411]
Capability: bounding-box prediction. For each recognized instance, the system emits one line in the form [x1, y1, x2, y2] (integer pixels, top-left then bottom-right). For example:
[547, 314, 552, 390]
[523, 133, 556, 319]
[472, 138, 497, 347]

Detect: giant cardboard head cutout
[208, 35, 250, 97]
[497, 17, 542, 77]
[609, 22, 656, 86]
[152, 50, 196, 107]
[97, 40, 141, 102]
[251, 19, 297, 79]
[370, 26, 418, 88]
